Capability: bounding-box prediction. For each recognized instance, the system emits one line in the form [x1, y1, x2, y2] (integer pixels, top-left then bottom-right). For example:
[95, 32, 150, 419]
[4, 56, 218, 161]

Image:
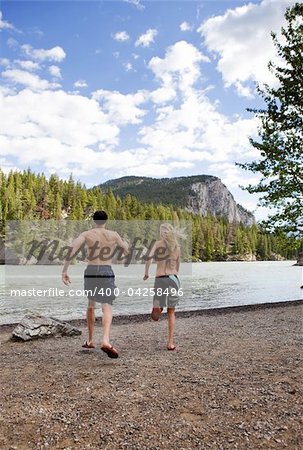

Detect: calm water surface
[0, 261, 302, 325]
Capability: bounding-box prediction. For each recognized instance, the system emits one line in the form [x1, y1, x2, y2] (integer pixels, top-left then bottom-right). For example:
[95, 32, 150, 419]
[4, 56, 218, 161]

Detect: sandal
[101, 345, 119, 358]
[82, 341, 95, 349]
[167, 345, 176, 351]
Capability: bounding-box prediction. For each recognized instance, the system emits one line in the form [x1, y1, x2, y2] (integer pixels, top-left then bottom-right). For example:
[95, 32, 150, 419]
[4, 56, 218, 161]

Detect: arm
[115, 232, 129, 256]
[143, 241, 158, 280]
[176, 249, 181, 273]
[61, 233, 86, 285]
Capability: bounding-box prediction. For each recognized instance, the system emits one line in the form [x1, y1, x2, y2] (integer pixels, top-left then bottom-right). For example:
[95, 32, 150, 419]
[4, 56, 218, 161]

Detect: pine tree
[237, 3, 303, 234]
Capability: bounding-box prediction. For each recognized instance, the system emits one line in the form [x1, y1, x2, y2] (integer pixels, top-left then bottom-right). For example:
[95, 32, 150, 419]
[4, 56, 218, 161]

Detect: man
[62, 211, 129, 358]
[143, 223, 183, 351]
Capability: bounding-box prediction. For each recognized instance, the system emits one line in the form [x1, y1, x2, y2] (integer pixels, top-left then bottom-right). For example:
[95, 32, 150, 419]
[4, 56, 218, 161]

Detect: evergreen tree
[237, 3, 303, 234]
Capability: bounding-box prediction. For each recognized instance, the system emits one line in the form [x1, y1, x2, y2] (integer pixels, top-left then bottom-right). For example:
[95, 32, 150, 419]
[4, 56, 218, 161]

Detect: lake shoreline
[1, 298, 302, 331]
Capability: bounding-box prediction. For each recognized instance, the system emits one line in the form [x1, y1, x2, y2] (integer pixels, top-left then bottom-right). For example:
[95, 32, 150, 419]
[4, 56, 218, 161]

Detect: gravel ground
[0, 302, 302, 450]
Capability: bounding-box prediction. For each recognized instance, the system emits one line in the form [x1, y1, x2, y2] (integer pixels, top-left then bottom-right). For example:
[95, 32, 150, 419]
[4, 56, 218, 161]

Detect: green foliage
[0, 168, 300, 260]
[237, 3, 303, 234]
[99, 175, 219, 207]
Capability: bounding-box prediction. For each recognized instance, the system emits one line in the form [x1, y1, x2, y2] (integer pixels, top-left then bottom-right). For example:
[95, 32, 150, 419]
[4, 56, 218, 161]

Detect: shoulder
[108, 230, 121, 240]
[73, 230, 88, 243]
[80, 230, 90, 239]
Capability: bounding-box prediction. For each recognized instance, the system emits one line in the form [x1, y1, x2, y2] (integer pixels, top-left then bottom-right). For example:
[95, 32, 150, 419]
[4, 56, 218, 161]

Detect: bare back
[83, 227, 123, 265]
[154, 239, 180, 277]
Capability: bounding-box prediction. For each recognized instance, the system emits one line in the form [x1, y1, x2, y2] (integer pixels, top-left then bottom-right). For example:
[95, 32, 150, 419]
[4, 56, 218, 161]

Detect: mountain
[98, 175, 255, 226]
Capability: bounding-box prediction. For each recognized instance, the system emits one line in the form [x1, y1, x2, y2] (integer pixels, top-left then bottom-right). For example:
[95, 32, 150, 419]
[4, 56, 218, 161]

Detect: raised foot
[101, 344, 119, 358]
[151, 307, 163, 321]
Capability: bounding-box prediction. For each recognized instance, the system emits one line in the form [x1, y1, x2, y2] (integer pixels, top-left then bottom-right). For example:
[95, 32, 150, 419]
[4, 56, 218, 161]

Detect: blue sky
[0, 0, 297, 219]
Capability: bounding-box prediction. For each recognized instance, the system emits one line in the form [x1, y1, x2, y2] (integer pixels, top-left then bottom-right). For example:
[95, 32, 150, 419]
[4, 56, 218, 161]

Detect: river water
[0, 261, 302, 325]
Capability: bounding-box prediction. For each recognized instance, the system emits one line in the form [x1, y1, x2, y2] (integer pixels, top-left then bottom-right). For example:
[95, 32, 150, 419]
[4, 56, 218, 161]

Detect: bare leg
[167, 307, 176, 349]
[101, 303, 112, 346]
[151, 299, 163, 321]
[86, 302, 95, 345]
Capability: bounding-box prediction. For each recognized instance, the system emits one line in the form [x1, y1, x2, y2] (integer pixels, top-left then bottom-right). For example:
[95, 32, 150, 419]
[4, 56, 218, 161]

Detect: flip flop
[82, 341, 95, 349]
[167, 346, 176, 351]
[151, 307, 162, 321]
[101, 345, 119, 359]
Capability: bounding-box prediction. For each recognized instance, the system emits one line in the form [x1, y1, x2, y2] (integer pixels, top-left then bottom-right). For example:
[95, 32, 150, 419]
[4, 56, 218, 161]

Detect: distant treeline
[100, 174, 218, 207]
[0, 169, 300, 261]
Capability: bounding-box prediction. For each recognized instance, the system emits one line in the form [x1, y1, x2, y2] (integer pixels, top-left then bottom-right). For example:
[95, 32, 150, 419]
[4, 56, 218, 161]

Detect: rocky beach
[0, 301, 302, 450]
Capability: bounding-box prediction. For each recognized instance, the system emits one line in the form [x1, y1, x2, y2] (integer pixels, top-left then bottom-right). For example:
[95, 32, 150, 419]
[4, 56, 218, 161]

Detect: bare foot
[151, 307, 163, 321]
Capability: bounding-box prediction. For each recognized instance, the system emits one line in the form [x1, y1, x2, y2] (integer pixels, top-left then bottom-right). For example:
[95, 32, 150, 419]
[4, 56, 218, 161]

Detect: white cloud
[149, 41, 210, 93]
[49, 65, 62, 79]
[0, 11, 14, 31]
[0, 88, 120, 175]
[135, 28, 157, 47]
[180, 21, 192, 32]
[92, 89, 148, 125]
[134, 40, 259, 173]
[0, 85, 15, 96]
[28, 27, 44, 39]
[1, 69, 60, 91]
[123, 62, 134, 72]
[137, 93, 259, 180]
[73, 79, 88, 88]
[123, 0, 145, 11]
[150, 86, 176, 104]
[0, 32, 261, 200]
[21, 44, 66, 62]
[15, 60, 40, 71]
[7, 37, 18, 48]
[0, 157, 19, 174]
[234, 81, 254, 99]
[0, 58, 10, 67]
[113, 31, 130, 42]
[208, 162, 260, 189]
[198, 0, 296, 95]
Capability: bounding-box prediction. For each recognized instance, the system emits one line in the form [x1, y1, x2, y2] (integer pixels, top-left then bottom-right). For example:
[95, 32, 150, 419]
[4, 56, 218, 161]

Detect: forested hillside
[100, 175, 216, 207]
[99, 175, 255, 226]
[0, 169, 300, 261]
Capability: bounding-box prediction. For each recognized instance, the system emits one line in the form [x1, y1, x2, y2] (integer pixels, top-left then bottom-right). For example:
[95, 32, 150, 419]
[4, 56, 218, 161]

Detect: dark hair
[93, 210, 108, 225]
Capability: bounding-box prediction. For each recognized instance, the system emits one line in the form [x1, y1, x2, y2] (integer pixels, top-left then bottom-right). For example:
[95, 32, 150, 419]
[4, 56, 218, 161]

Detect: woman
[143, 223, 185, 351]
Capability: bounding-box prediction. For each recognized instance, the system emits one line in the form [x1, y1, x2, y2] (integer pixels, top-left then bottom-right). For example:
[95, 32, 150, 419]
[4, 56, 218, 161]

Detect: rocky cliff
[98, 175, 255, 226]
[186, 178, 255, 226]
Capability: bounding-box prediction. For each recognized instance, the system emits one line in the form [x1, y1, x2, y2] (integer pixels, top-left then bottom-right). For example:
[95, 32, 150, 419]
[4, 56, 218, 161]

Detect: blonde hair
[160, 223, 186, 255]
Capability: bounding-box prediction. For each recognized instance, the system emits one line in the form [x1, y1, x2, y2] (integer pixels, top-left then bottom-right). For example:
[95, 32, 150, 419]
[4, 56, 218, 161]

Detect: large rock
[294, 252, 303, 266]
[12, 313, 81, 341]
[0, 239, 21, 265]
[227, 253, 257, 262]
[268, 253, 285, 261]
